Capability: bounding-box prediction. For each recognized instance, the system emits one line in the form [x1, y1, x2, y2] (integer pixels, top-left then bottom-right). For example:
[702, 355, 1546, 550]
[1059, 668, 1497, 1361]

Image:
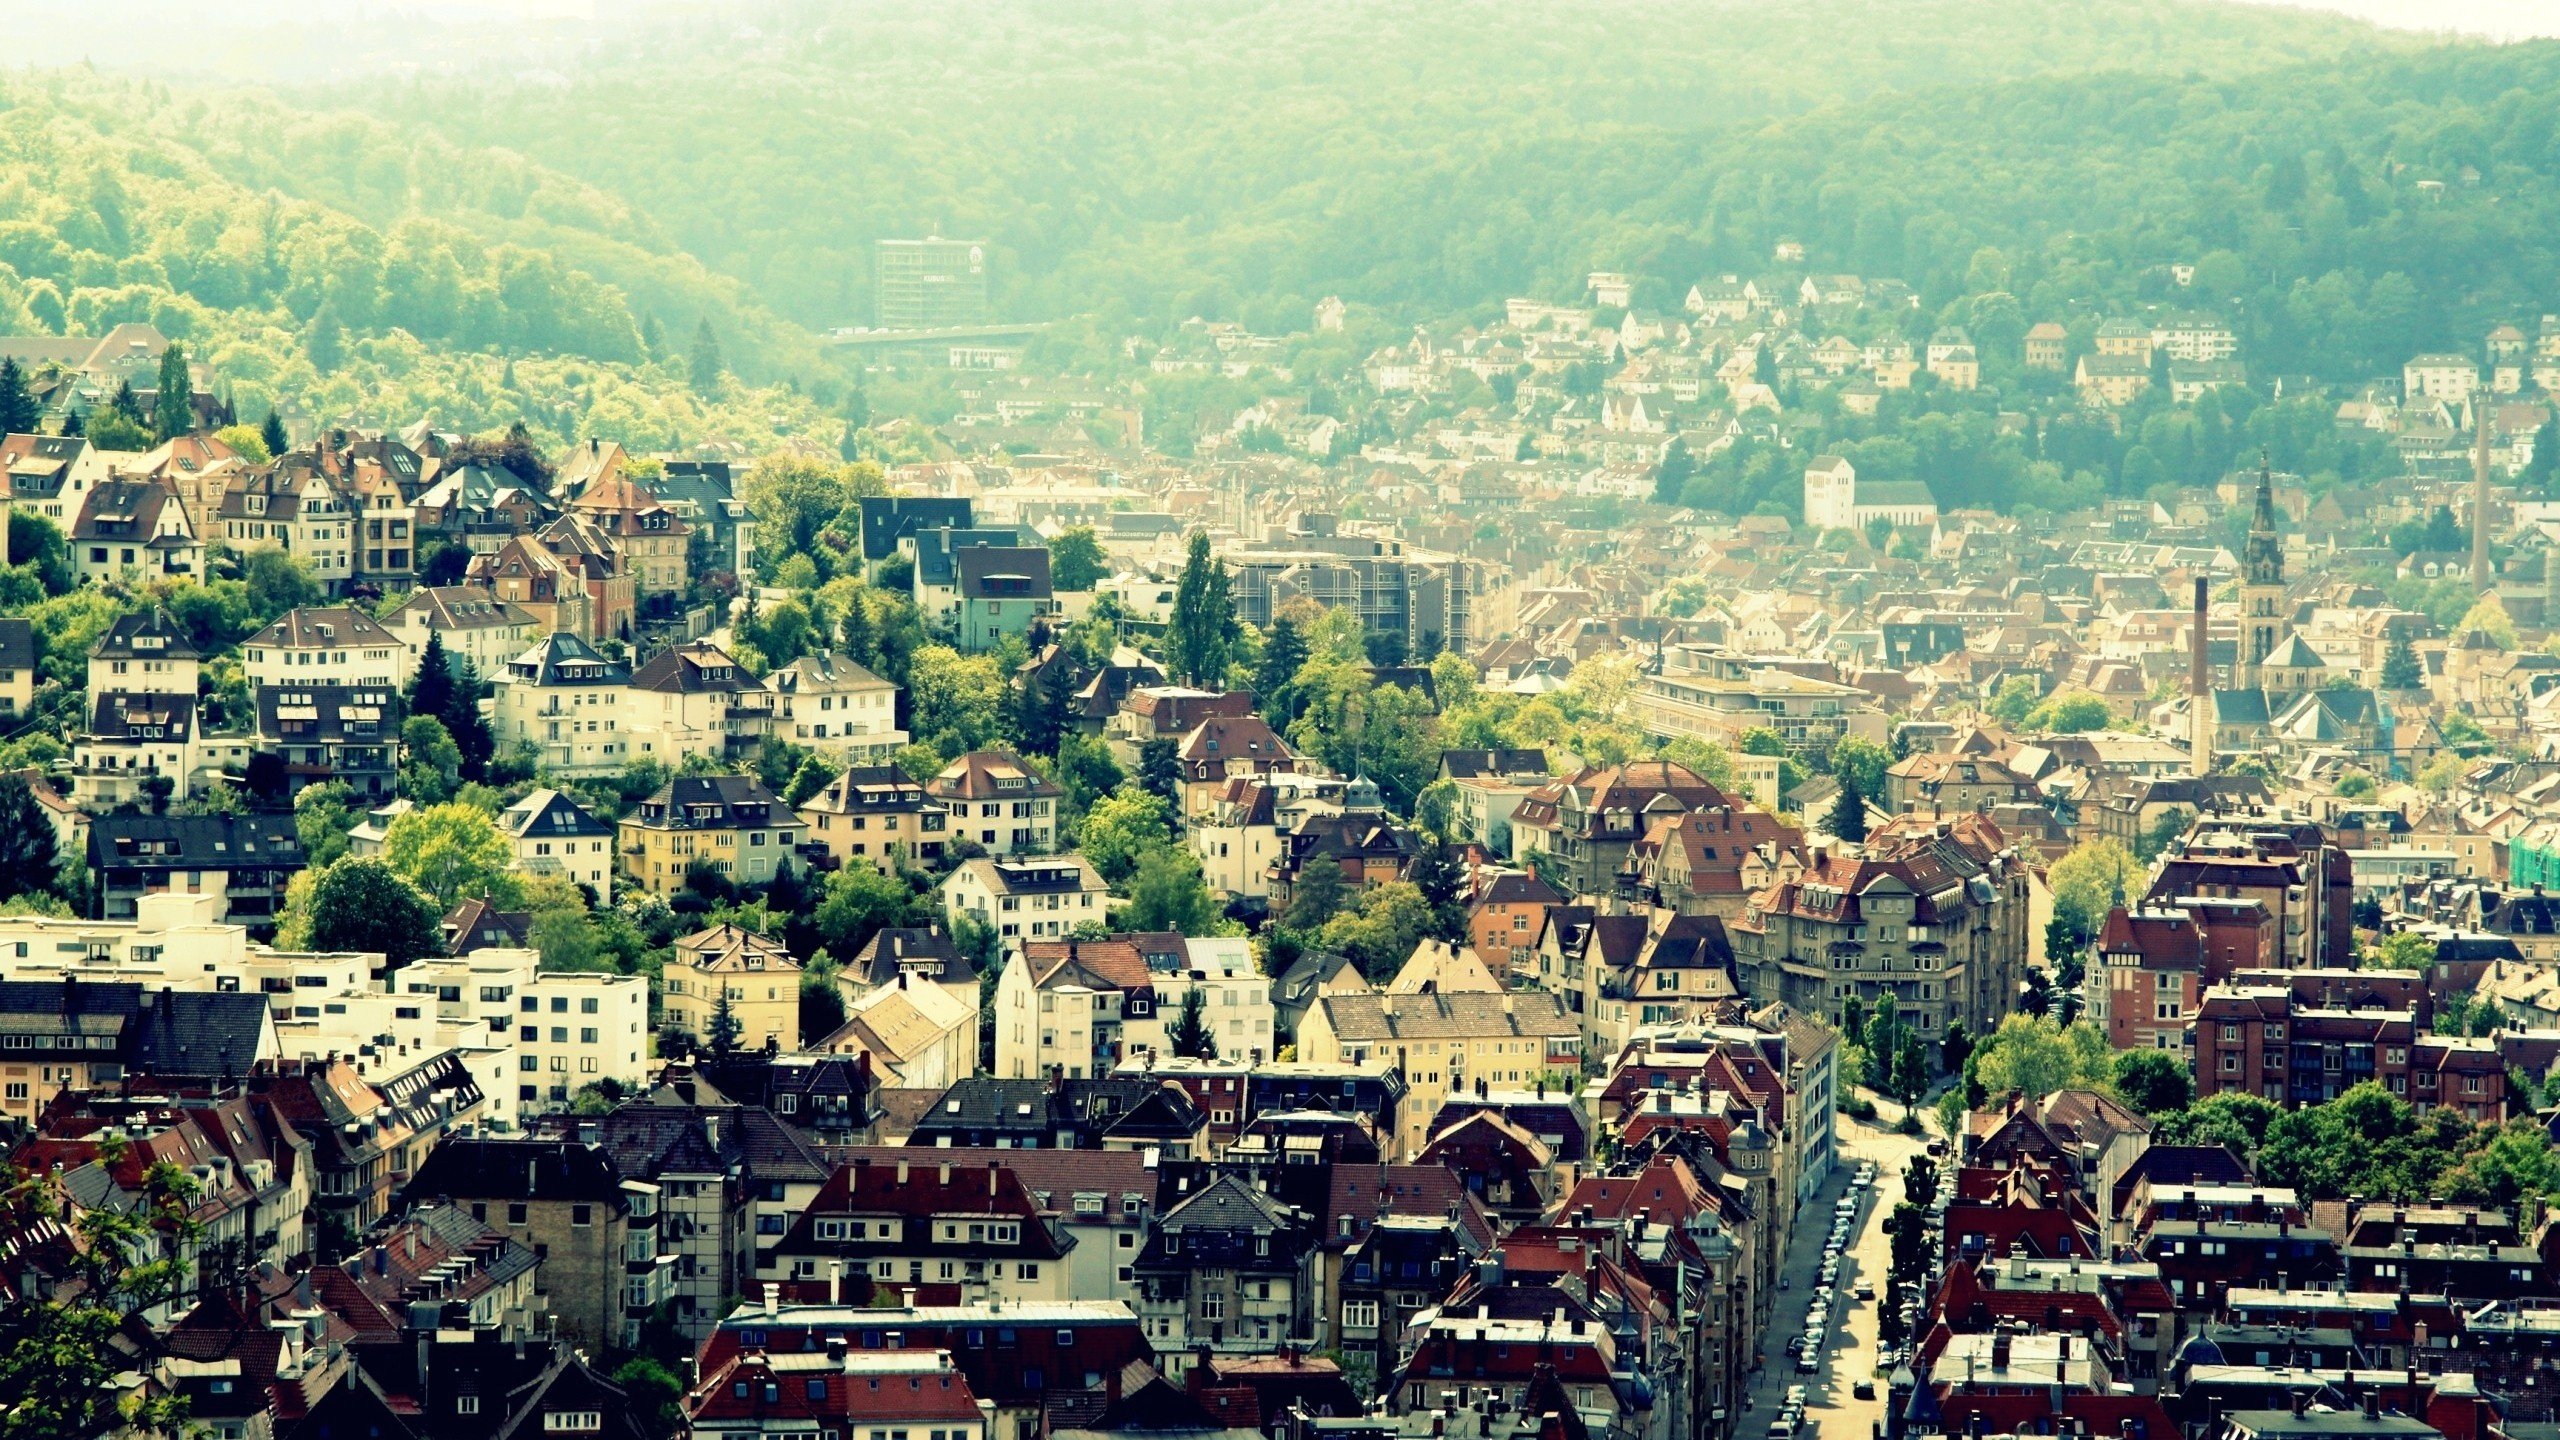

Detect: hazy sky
[2259, 0, 2560, 37]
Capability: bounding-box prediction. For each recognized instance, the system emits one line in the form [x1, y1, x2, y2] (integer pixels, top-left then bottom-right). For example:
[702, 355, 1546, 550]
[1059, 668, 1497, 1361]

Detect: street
[1738, 1103, 1930, 1440]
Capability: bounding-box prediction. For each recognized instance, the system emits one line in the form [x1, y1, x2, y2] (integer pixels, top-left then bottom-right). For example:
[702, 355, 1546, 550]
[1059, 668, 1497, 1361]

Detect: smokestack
[2190, 575, 2212, 778]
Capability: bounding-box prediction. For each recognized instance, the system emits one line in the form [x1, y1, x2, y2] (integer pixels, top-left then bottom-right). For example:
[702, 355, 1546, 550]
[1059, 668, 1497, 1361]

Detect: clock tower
[2240, 459, 2285, 691]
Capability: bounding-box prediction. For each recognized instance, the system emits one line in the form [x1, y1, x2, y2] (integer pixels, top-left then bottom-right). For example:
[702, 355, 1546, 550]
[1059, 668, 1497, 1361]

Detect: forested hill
[347, 0, 2401, 336]
[0, 71, 837, 449]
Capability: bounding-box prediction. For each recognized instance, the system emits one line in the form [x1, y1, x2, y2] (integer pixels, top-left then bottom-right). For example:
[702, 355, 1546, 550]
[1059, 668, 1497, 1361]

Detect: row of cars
[1768, 1159, 1885, 1437]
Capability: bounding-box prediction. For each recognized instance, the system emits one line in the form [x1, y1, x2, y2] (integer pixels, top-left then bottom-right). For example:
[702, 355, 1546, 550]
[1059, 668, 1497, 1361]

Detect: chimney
[763, 1282, 780, 1316]
[2189, 575, 2212, 779]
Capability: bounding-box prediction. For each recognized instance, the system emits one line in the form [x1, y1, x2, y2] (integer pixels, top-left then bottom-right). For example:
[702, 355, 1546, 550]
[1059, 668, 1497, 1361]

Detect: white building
[1124, 937, 1276, 1063]
[493, 631, 634, 779]
[499, 788, 616, 902]
[2404, 354, 2481, 405]
[242, 607, 417, 690]
[385, 587, 541, 676]
[1803, 454, 1939, 533]
[766, 652, 905, 761]
[940, 856, 1108, 945]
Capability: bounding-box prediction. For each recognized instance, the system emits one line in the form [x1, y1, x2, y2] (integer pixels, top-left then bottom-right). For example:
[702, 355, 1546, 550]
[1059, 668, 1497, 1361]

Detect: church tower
[2240, 458, 2286, 690]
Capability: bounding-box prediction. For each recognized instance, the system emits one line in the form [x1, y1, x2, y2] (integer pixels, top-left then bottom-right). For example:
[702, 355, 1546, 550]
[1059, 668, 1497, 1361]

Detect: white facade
[1123, 939, 1275, 1063]
[939, 856, 1108, 944]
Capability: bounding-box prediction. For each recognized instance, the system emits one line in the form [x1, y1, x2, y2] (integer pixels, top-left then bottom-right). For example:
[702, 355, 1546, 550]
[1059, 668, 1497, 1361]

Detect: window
[1343, 1301, 1380, 1330]
[572, 1205, 593, 1227]
[457, 1398, 481, 1415]
[507, 1203, 528, 1225]
[1201, 1293, 1224, 1321]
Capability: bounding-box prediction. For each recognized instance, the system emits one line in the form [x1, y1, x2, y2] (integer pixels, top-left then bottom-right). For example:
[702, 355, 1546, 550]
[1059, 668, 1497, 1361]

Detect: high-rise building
[874, 236, 989, 329]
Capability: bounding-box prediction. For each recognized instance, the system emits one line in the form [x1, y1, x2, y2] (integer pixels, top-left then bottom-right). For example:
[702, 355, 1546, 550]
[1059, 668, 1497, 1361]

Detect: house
[926, 749, 1064, 855]
[2169, 359, 2249, 405]
[397, 1137, 673, 1355]
[627, 641, 772, 761]
[216, 467, 355, 584]
[465, 534, 594, 640]
[493, 631, 633, 778]
[941, 855, 1110, 947]
[662, 923, 814, 1051]
[0, 978, 277, 1128]
[1509, 760, 1731, 895]
[955, 545, 1057, 651]
[816, 975, 979, 1090]
[1175, 715, 1304, 818]
[71, 689, 220, 808]
[1133, 1172, 1318, 1368]
[768, 652, 906, 760]
[762, 1153, 1072, 1302]
[993, 937, 1154, 1080]
[499, 788, 616, 902]
[1467, 872, 1564, 980]
[252, 684, 404, 799]
[384, 586, 540, 675]
[2025, 323, 2069, 371]
[2076, 353, 2152, 407]
[565, 457, 690, 598]
[85, 608, 201, 698]
[798, 764, 947, 869]
[1296, 989, 1582, 1156]
[618, 775, 808, 896]
[86, 814, 304, 933]
[70, 476, 200, 582]
[242, 607, 416, 690]
[2404, 354, 2480, 404]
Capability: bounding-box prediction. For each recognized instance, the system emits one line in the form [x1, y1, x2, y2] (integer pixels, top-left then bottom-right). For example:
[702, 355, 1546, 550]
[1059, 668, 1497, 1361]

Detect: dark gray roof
[402, 1138, 630, 1206]
[955, 545, 1054, 601]
[90, 814, 305, 872]
[858, 496, 975, 561]
[0, 616, 30, 672]
[500, 788, 611, 841]
[913, 526, 1032, 587]
[506, 631, 629, 686]
[0, 981, 274, 1077]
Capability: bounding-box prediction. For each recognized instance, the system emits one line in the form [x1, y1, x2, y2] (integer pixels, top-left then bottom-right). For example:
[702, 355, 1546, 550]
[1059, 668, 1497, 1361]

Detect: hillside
[0, 71, 842, 450]
[348, 0, 2401, 336]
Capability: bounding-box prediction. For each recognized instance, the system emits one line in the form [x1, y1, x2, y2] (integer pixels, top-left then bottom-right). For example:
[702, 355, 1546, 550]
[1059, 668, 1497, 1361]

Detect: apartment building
[619, 775, 807, 897]
[1220, 512, 1489, 657]
[627, 641, 771, 761]
[500, 788, 617, 902]
[400, 1138, 674, 1355]
[942, 857, 1110, 947]
[1631, 645, 1889, 756]
[767, 652, 906, 761]
[2191, 985, 2505, 1119]
[926, 749, 1063, 855]
[384, 585, 541, 674]
[764, 1155, 1075, 1302]
[662, 924, 812, 1052]
[494, 631, 634, 779]
[242, 607, 417, 690]
[1296, 989, 1582, 1157]
[797, 765, 947, 868]
[993, 938, 1153, 1081]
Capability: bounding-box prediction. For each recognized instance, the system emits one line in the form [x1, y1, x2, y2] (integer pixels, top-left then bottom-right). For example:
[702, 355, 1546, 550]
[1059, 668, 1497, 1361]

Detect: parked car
[1855, 1283, 1875, 1301]
[1854, 1381, 1877, 1401]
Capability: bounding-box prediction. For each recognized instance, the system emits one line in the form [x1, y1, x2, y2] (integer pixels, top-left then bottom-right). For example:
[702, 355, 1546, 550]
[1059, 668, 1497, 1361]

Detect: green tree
[292, 858, 444, 968]
[906, 645, 1007, 753]
[2369, 929, 2436, 971]
[401, 714, 466, 804]
[707, 986, 742, 1059]
[1167, 532, 1237, 686]
[784, 754, 836, 807]
[1941, 1021, 1974, 1077]
[1168, 986, 1219, 1059]
[811, 861, 916, 959]
[293, 781, 361, 870]
[690, 317, 725, 392]
[2138, 805, 2193, 863]
[382, 802, 521, 912]
[799, 970, 848, 1047]
[0, 356, 37, 435]
[211, 423, 272, 465]
[2048, 839, 2141, 948]
[1319, 880, 1434, 980]
[260, 408, 290, 457]
[2112, 1048, 2193, 1114]
[1119, 845, 1224, 934]
[2458, 594, 2518, 649]
[0, 775, 62, 908]
[1080, 786, 1176, 884]
[1138, 736, 1181, 803]
[1826, 775, 1869, 843]
[244, 548, 321, 619]
[2380, 632, 2422, 689]
[1283, 858, 1347, 934]
[1830, 734, 1892, 800]
[2024, 690, 2112, 733]
[1968, 1014, 2115, 1101]
[2152, 1091, 2281, 1153]
[85, 409, 151, 452]
[1049, 527, 1107, 590]
[0, 1156, 204, 1440]
[153, 341, 193, 441]
[1987, 674, 2041, 728]
[1255, 615, 1309, 721]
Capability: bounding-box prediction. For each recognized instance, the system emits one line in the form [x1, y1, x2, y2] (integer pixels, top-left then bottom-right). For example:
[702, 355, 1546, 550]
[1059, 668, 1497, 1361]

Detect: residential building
[994, 938, 1154, 1080]
[1730, 814, 2030, 1042]
[499, 788, 616, 902]
[493, 631, 633, 778]
[0, 976, 277, 1127]
[764, 1154, 1074, 1302]
[86, 813, 305, 932]
[942, 856, 1109, 946]
[1132, 1172, 1317, 1365]
[70, 476, 200, 582]
[384, 586, 540, 675]
[619, 775, 807, 896]
[2191, 986, 2504, 1118]
[1220, 512, 1490, 657]
[398, 1138, 673, 1354]
[955, 546, 1057, 650]
[1296, 989, 1582, 1156]
[252, 684, 404, 799]
[927, 749, 1063, 855]
[242, 607, 416, 691]
[565, 455, 690, 598]
[0, 617, 29, 717]
[663, 924, 814, 1052]
[1631, 646, 1889, 756]
[768, 652, 906, 760]
[798, 764, 947, 868]
[1174, 715, 1304, 818]
[627, 641, 772, 761]
[1509, 760, 1730, 896]
[86, 608, 201, 698]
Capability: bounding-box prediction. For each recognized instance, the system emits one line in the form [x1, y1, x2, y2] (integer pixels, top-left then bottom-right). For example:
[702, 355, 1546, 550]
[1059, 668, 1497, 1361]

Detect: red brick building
[2192, 986, 2504, 1117]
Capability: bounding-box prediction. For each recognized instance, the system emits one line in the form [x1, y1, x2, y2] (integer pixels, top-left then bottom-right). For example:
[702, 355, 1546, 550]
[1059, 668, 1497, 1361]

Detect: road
[1736, 1103, 1930, 1440]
